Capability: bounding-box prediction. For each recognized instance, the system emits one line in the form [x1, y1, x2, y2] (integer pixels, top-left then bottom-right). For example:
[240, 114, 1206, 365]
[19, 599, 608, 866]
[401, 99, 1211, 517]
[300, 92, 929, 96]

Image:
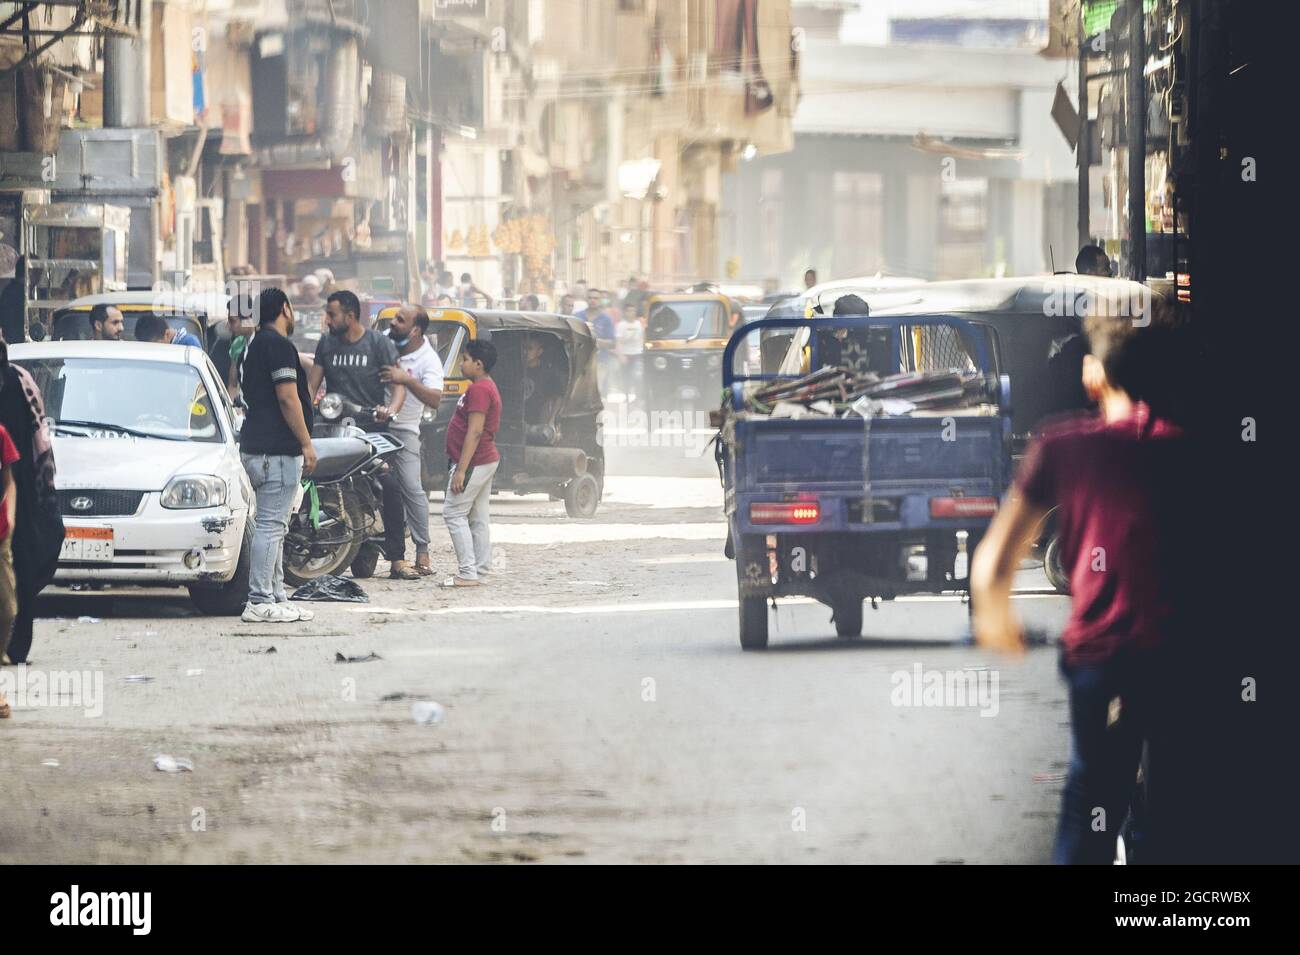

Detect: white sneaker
[280, 601, 314, 621]
[242, 602, 301, 623]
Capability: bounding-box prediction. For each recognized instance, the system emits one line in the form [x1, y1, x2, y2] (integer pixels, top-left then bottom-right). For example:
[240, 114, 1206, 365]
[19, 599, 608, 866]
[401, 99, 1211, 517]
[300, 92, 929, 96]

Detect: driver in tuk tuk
[523, 333, 565, 443]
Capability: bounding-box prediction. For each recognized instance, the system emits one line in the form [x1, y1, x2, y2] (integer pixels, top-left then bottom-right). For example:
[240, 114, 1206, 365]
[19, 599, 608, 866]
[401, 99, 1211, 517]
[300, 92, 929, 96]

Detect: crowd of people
[235, 287, 503, 624]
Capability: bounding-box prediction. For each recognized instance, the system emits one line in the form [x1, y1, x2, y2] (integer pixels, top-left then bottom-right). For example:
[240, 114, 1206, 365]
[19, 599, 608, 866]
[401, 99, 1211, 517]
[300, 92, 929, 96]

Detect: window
[936, 178, 989, 279]
[831, 172, 884, 279]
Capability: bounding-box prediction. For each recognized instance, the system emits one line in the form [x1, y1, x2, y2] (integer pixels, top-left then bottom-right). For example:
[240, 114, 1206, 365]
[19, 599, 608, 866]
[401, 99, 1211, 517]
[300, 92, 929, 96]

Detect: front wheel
[350, 542, 381, 579]
[188, 520, 253, 616]
[564, 473, 600, 518]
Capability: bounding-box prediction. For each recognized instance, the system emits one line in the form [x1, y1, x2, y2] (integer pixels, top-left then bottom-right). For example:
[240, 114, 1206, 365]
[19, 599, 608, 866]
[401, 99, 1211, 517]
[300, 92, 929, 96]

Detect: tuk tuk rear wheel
[832, 598, 863, 638]
[564, 473, 600, 518]
[1043, 532, 1070, 595]
[735, 534, 770, 650]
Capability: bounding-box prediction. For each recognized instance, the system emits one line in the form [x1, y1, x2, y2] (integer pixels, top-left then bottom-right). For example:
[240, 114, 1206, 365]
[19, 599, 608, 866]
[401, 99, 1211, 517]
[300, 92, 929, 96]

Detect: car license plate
[60, 525, 114, 562]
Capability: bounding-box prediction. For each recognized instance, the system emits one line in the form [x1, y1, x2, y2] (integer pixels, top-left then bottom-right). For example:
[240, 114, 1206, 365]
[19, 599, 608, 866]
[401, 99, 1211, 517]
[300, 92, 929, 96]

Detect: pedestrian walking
[441, 339, 501, 588]
[971, 293, 1191, 864]
[0, 336, 63, 665]
[238, 289, 318, 623]
[379, 305, 445, 578]
[615, 304, 645, 404]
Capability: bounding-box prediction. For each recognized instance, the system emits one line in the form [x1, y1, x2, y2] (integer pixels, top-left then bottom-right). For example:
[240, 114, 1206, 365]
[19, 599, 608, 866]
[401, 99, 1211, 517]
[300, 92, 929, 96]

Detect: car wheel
[563, 473, 600, 518]
[188, 520, 252, 616]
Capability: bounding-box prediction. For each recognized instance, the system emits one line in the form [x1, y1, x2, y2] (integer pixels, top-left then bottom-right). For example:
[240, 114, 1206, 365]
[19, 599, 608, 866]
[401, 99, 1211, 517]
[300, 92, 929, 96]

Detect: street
[3, 467, 1072, 864]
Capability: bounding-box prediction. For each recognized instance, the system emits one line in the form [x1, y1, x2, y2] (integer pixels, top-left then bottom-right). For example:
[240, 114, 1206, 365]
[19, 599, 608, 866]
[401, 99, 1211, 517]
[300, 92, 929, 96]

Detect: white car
[11, 340, 253, 615]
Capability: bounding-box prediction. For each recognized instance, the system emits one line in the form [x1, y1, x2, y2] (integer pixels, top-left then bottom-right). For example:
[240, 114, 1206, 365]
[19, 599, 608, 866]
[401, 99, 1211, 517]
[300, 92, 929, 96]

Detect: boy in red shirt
[971, 293, 1189, 863]
[442, 339, 502, 587]
[0, 422, 20, 717]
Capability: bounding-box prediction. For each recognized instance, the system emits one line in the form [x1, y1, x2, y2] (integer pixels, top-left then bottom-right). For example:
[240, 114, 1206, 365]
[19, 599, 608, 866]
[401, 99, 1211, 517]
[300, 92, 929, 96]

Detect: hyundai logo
[70, 496, 93, 511]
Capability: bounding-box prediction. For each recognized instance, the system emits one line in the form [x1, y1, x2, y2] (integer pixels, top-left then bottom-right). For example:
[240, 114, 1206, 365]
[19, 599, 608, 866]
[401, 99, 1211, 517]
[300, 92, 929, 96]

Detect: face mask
[389, 329, 411, 347]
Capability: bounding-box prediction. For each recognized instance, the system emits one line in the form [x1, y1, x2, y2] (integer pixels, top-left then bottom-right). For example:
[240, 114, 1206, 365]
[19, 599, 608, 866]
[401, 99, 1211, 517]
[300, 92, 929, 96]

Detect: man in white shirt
[379, 306, 445, 577]
[615, 305, 645, 404]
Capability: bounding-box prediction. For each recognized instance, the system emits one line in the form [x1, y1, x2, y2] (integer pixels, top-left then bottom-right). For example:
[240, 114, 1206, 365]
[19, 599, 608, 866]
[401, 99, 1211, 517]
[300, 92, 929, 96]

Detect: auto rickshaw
[642, 292, 733, 424]
[50, 290, 226, 352]
[777, 274, 1154, 594]
[376, 305, 606, 518]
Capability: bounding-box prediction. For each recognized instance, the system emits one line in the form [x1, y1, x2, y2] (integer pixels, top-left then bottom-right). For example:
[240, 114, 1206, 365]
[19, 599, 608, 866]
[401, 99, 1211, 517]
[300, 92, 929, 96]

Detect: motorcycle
[282, 394, 403, 586]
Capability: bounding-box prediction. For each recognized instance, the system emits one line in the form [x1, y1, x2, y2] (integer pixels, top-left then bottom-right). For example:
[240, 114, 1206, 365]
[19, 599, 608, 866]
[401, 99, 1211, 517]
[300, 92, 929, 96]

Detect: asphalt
[1, 474, 1072, 863]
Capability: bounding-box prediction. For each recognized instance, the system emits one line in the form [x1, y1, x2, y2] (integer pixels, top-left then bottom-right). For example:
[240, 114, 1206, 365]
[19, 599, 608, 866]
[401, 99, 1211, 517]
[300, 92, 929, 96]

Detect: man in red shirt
[971, 292, 1190, 864]
[0, 421, 19, 717]
[442, 339, 502, 587]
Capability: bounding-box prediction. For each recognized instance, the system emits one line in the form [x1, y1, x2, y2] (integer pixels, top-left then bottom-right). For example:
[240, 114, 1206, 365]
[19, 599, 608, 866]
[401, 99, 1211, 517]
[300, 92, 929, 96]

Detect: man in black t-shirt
[239, 288, 318, 624]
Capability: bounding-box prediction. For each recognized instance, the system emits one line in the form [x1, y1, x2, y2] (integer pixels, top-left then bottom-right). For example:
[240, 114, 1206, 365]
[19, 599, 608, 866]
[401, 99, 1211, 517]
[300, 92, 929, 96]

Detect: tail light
[930, 496, 997, 519]
[750, 501, 820, 525]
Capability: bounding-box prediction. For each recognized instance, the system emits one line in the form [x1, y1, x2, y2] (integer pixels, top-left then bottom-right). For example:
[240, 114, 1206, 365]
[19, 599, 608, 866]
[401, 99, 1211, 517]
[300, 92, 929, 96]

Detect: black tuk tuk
[403, 307, 606, 518]
[643, 293, 733, 423]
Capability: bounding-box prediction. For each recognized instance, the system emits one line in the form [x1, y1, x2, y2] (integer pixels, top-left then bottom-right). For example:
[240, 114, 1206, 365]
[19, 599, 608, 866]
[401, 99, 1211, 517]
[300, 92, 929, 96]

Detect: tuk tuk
[377, 305, 606, 517]
[787, 275, 1153, 593]
[643, 292, 733, 421]
[49, 290, 227, 352]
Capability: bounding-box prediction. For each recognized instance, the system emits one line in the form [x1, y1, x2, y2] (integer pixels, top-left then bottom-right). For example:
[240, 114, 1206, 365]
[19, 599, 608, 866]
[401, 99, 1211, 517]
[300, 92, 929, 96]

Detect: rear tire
[734, 533, 770, 650]
[284, 491, 365, 586]
[564, 473, 600, 518]
[832, 598, 863, 638]
[188, 520, 252, 616]
[1044, 531, 1070, 594]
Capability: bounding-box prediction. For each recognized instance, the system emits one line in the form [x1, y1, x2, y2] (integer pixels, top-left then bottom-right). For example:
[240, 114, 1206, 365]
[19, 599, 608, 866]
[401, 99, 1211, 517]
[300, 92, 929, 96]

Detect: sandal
[389, 562, 422, 581]
[440, 576, 482, 588]
[414, 560, 435, 577]
[0, 693, 11, 719]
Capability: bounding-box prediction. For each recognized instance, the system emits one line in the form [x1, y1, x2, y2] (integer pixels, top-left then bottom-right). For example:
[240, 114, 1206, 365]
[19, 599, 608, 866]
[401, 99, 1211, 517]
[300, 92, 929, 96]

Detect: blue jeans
[241, 452, 303, 605]
[1051, 650, 1158, 864]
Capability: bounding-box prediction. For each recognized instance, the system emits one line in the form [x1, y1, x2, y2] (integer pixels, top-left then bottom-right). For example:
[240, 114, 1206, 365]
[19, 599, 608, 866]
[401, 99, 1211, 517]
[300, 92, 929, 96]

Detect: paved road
[1, 477, 1071, 863]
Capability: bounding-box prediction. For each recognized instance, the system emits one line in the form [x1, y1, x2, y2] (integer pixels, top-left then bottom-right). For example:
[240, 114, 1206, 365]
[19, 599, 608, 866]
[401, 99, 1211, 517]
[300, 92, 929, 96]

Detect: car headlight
[162, 475, 228, 509]
[653, 356, 668, 371]
[319, 393, 343, 421]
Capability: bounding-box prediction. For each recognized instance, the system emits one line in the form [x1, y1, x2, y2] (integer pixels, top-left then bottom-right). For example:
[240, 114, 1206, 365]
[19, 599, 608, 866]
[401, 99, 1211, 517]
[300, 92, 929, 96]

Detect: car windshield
[646, 301, 727, 341]
[19, 357, 223, 443]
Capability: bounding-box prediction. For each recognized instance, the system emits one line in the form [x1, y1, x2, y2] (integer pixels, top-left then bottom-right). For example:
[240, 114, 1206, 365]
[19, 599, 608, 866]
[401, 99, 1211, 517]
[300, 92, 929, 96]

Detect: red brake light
[750, 501, 821, 525]
[930, 496, 997, 518]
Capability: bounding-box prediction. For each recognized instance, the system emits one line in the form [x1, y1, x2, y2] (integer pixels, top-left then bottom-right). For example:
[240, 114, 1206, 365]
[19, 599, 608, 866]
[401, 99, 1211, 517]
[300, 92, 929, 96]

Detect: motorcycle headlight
[319, 393, 343, 421]
[421, 406, 435, 424]
[162, 475, 228, 509]
[653, 356, 668, 371]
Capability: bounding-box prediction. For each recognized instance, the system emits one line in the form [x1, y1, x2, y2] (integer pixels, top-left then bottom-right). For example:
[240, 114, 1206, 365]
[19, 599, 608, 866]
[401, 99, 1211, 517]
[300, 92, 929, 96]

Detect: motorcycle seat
[309, 436, 376, 483]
